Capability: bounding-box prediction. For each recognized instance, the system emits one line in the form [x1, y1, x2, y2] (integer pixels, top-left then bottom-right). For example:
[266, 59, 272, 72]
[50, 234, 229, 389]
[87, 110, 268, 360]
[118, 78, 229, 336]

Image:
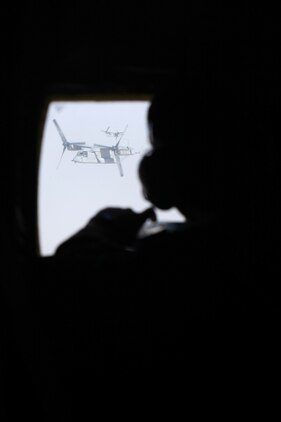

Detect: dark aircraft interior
[2, 3, 281, 420]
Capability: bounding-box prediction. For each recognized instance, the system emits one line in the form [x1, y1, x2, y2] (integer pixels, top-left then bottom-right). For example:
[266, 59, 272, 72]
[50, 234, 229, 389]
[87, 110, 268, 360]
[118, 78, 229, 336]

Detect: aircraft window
[38, 100, 185, 256]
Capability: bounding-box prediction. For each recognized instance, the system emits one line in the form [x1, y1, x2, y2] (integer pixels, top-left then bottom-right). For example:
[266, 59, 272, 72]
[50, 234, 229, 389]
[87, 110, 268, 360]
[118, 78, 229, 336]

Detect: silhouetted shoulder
[136, 221, 229, 267]
[135, 220, 280, 321]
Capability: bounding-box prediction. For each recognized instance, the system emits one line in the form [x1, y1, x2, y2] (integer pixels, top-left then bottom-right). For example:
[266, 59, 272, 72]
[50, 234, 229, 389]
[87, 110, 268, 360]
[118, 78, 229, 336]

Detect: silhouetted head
[139, 70, 281, 227]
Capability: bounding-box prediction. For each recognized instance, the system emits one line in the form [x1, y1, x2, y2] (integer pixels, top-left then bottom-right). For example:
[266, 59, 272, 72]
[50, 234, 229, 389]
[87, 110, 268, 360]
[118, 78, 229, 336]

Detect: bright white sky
[38, 101, 185, 256]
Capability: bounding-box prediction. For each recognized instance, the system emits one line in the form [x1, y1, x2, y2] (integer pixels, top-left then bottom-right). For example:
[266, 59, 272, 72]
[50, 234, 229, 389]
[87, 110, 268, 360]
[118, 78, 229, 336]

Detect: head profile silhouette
[139, 69, 280, 229]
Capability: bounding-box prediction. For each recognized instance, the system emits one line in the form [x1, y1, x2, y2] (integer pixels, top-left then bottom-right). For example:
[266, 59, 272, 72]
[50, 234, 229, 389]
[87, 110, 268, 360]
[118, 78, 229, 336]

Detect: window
[37, 98, 184, 256]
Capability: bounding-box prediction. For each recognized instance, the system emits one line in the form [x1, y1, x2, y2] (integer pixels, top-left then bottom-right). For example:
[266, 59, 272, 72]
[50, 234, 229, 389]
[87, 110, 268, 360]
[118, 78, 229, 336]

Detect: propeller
[93, 124, 128, 176]
[113, 150, 124, 177]
[53, 119, 68, 145]
[115, 124, 128, 149]
[57, 146, 66, 169]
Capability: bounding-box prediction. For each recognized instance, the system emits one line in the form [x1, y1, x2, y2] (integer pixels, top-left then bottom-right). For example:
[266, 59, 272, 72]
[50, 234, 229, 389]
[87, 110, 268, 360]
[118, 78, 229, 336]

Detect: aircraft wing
[79, 144, 93, 149]
[93, 144, 109, 148]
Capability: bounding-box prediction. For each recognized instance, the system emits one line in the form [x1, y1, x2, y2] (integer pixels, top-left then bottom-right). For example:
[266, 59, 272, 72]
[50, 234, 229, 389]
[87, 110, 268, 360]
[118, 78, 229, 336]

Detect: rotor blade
[116, 124, 128, 147]
[57, 146, 66, 169]
[101, 126, 110, 133]
[114, 151, 124, 177]
[53, 119, 68, 146]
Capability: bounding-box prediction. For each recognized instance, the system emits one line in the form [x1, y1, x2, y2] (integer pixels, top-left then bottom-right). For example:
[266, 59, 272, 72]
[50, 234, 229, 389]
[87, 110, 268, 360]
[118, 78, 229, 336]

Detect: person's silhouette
[55, 69, 280, 320]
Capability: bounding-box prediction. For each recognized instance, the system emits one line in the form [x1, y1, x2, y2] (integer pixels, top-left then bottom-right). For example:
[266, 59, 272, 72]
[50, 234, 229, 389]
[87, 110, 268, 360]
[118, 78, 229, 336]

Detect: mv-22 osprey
[53, 120, 139, 177]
